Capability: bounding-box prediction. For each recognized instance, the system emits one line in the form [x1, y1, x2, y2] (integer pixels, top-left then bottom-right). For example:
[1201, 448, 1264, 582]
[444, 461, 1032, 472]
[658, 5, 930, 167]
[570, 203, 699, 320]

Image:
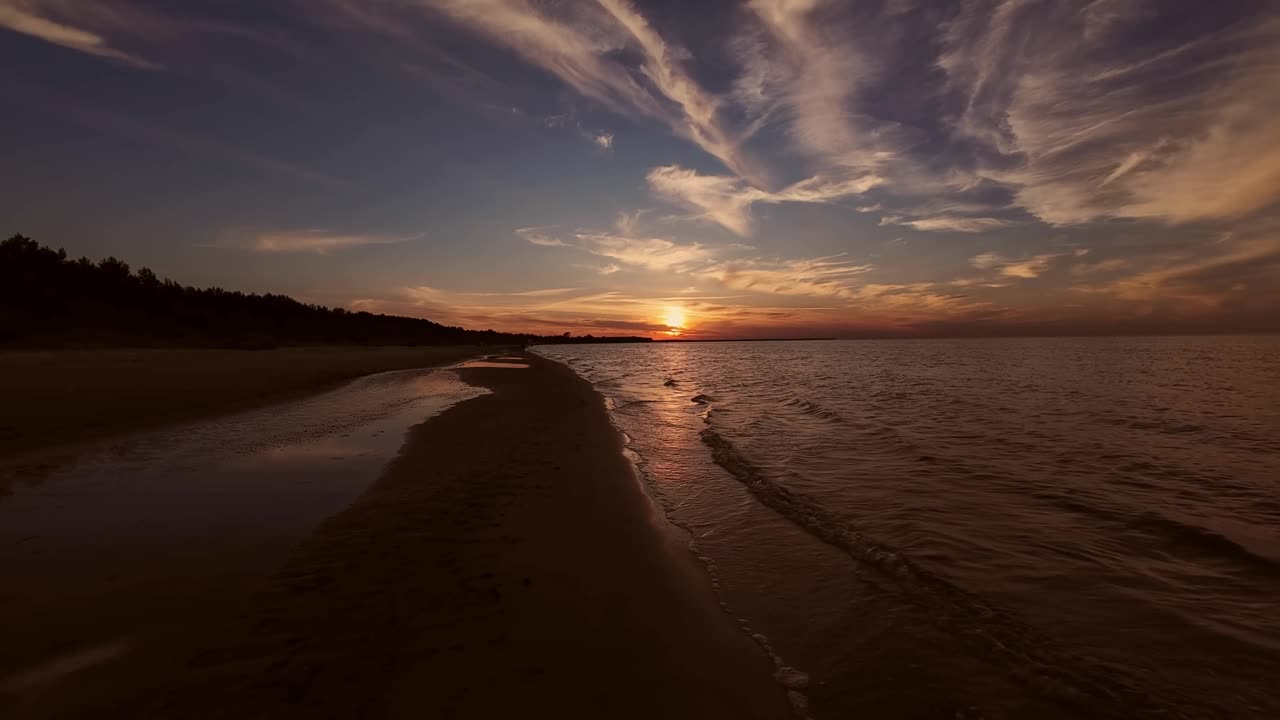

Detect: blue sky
[3, 0, 1278, 337]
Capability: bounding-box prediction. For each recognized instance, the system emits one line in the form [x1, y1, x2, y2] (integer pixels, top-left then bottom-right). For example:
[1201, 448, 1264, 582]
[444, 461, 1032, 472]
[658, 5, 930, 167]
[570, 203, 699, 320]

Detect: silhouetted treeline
[0, 235, 652, 348]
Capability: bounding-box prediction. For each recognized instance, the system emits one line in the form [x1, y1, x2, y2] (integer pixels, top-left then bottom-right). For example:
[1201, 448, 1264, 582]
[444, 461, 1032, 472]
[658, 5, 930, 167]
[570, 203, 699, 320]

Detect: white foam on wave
[693, 541, 814, 719]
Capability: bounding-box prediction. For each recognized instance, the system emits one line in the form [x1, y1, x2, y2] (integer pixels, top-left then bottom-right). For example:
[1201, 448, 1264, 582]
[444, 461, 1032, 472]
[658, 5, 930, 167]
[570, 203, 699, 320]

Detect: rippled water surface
[536, 336, 1280, 719]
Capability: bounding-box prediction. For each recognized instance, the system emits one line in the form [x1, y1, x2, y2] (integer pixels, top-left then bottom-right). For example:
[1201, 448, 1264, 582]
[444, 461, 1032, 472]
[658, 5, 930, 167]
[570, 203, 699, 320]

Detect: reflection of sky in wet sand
[0, 367, 486, 690]
[451, 357, 531, 369]
[2, 369, 485, 543]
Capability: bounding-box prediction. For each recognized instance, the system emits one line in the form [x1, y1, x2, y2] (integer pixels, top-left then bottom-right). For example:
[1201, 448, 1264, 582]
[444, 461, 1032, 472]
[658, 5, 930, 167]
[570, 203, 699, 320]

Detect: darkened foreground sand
[0, 346, 493, 463]
[5, 354, 793, 719]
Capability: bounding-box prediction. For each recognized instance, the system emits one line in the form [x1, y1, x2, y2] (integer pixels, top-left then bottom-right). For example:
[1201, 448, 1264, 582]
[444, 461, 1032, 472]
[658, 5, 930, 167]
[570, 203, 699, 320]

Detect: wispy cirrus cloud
[419, 0, 762, 182]
[544, 112, 615, 151]
[351, 285, 680, 336]
[1073, 224, 1280, 307]
[0, 0, 279, 68]
[0, 0, 156, 67]
[1071, 258, 1130, 276]
[941, 2, 1280, 226]
[516, 217, 984, 322]
[318, 0, 1280, 238]
[11, 0, 1280, 338]
[646, 165, 879, 236]
[880, 215, 1013, 233]
[212, 229, 418, 254]
[700, 254, 873, 300]
[351, 0, 1280, 335]
[969, 251, 1061, 279]
[400, 285, 582, 303]
[574, 232, 714, 273]
[517, 225, 714, 273]
[644, 167, 759, 236]
[745, 0, 889, 176]
[515, 228, 570, 248]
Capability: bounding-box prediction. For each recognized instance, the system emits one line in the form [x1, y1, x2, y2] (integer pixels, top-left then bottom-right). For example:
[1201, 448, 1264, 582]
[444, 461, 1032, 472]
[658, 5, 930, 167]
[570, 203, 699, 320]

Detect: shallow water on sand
[0, 367, 484, 689]
[535, 336, 1280, 719]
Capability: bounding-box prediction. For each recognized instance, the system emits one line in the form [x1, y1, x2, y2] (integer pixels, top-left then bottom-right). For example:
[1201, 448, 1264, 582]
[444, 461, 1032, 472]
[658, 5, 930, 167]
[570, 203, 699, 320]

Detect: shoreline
[0, 364, 488, 718]
[0, 345, 498, 477]
[7, 352, 794, 718]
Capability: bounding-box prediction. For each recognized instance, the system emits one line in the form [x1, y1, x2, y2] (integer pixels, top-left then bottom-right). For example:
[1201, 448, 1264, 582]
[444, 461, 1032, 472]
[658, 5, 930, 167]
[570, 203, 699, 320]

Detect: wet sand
[2, 354, 793, 719]
[0, 345, 495, 469]
[0, 366, 487, 717]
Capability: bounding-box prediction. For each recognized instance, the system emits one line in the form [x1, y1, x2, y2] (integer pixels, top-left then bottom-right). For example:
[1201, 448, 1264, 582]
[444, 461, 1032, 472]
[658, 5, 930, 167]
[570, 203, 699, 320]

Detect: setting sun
[2, 0, 1276, 715]
[663, 306, 687, 334]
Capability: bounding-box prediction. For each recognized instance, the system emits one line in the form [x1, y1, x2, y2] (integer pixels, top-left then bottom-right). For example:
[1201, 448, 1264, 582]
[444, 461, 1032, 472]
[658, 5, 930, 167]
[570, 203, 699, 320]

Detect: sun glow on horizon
[663, 306, 687, 336]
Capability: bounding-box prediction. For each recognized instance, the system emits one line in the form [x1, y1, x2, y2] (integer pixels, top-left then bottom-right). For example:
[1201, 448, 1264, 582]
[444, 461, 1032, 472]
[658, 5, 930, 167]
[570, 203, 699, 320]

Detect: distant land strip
[0, 235, 650, 348]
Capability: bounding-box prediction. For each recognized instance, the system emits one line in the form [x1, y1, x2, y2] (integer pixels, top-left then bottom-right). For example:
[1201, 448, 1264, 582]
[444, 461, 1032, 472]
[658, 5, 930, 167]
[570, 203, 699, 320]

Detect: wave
[534, 349, 817, 716]
[782, 397, 844, 423]
[699, 425, 1196, 719]
[609, 399, 663, 412]
[1099, 413, 1207, 437]
[1131, 511, 1280, 574]
[1037, 493, 1279, 574]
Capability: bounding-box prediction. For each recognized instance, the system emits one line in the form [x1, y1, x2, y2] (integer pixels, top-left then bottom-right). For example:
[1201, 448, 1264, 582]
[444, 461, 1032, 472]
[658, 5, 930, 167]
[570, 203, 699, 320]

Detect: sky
[3, 0, 1279, 339]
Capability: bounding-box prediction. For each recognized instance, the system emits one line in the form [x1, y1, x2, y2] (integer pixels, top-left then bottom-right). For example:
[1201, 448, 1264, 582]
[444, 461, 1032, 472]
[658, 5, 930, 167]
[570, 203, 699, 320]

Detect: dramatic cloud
[323, 0, 1280, 237]
[941, 1, 1280, 226]
[9, 0, 1280, 338]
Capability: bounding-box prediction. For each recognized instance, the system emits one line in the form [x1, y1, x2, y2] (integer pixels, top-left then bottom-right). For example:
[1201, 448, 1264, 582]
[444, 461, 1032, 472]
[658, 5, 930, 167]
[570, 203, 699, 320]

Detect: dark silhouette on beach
[1, 235, 651, 348]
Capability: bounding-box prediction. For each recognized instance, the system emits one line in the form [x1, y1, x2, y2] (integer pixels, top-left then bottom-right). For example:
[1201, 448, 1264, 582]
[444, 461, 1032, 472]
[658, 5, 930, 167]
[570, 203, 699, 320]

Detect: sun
[663, 306, 687, 335]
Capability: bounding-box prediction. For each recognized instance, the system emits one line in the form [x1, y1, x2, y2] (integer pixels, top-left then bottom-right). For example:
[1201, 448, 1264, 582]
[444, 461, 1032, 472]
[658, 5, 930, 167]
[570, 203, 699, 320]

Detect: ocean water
[534, 336, 1280, 719]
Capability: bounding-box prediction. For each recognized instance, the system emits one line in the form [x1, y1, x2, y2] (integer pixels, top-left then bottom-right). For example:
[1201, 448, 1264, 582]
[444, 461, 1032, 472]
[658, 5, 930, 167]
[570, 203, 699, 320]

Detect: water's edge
[530, 347, 814, 717]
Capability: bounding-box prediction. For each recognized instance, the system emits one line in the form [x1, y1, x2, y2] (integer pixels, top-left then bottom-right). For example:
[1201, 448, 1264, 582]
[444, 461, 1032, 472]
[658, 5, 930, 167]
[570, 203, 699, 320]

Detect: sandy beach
[1, 353, 794, 719]
[0, 346, 495, 470]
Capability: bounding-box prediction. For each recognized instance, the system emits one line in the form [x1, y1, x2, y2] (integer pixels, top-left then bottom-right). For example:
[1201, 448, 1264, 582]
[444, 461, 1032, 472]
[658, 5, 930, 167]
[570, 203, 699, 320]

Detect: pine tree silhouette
[0, 235, 651, 348]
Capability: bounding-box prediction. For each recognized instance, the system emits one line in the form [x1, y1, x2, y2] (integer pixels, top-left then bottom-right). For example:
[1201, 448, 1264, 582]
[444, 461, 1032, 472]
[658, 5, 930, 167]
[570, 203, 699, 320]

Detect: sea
[533, 336, 1280, 720]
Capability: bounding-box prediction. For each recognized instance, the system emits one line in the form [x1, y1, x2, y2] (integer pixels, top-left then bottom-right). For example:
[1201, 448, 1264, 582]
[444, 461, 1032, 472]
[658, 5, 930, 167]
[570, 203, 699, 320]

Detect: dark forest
[0, 235, 651, 348]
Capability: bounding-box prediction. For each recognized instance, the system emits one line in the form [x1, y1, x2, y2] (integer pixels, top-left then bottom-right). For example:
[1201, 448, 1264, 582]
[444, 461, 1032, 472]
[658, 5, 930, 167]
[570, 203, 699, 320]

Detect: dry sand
[0, 345, 496, 466]
[2, 353, 794, 719]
